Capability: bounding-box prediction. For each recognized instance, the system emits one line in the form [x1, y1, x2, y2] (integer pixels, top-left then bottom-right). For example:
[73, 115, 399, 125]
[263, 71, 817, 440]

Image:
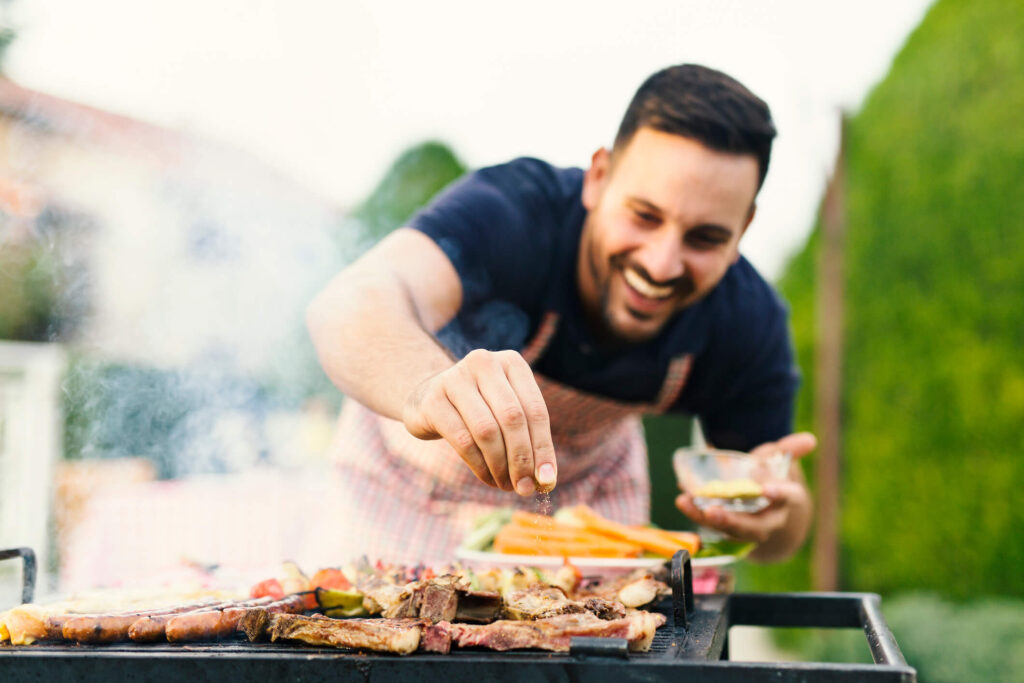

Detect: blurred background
[0, 0, 1021, 678]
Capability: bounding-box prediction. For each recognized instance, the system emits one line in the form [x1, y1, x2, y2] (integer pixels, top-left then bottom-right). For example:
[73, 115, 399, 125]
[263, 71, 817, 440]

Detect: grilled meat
[260, 613, 427, 655]
[449, 610, 666, 653]
[502, 586, 587, 620]
[502, 586, 627, 621]
[576, 570, 670, 608]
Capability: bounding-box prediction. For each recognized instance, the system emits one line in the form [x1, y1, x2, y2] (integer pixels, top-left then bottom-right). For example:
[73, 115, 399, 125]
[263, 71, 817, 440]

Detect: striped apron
[312, 312, 693, 566]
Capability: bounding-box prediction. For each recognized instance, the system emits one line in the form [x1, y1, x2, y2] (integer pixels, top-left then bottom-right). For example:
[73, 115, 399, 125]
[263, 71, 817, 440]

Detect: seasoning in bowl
[673, 447, 790, 513]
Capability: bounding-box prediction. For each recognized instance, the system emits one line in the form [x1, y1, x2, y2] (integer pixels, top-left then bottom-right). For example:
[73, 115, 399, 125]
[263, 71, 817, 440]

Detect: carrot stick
[493, 536, 638, 558]
[493, 527, 642, 557]
[500, 521, 634, 543]
[569, 505, 699, 558]
[495, 527, 641, 555]
[634, 527, 701, 555]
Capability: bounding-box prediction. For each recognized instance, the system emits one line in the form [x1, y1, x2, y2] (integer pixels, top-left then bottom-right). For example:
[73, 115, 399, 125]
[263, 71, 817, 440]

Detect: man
[307, 64, 815, 566]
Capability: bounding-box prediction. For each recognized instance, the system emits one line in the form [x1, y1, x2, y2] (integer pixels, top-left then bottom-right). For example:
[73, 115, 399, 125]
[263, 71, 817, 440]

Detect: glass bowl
[672, 446, 791, 513]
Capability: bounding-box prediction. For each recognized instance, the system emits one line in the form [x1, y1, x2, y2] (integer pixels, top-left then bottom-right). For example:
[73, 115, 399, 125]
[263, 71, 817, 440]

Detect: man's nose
[634, 229, 685, 283]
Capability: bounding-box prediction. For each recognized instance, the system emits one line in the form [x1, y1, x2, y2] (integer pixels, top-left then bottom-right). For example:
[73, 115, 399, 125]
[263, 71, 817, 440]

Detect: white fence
[0, 341, 65, 608]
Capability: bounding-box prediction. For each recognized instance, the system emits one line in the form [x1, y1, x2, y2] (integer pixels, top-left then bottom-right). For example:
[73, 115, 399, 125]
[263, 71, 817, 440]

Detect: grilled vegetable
[316, 587, 367, 617]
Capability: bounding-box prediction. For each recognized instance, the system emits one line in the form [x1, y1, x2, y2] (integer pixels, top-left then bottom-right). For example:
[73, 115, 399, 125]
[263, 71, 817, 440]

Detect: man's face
[578, 127, 760, 345]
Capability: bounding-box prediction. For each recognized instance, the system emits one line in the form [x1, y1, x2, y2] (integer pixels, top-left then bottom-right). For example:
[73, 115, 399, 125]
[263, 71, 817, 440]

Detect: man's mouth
[622, 267, 675, 300]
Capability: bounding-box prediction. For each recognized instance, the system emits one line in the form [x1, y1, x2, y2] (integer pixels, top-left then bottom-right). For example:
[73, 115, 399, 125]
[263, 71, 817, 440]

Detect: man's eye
[634, 211, 659, 224]
[686, 233, 727, 248]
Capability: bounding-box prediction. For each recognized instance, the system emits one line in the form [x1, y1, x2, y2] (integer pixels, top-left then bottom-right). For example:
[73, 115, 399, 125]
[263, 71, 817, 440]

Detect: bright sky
[7, 0, 934, 280]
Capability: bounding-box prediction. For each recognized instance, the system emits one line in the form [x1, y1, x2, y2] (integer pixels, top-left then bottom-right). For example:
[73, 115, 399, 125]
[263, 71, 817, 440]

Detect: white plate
[454, 548, 736, 576]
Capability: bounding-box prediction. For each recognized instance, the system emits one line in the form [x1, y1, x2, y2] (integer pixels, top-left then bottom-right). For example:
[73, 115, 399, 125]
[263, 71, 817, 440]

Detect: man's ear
[581, 147, 610, 211]
[733, 203, 757, 264]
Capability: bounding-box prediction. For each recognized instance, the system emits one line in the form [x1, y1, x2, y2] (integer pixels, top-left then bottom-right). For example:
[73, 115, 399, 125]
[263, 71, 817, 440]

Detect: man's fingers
[675, 494, 710, 524]
[501, 352, 557, 493]
[443, 367, 513, 490]
[761, 479, 806, 503]
[428, 394, 496, 488]
[407, 350, 554, 495]
[474, 352, 536, 496]
[750, 432, 818, 460]
[675, 494, 782, 544]
[777, 432, 817, 458]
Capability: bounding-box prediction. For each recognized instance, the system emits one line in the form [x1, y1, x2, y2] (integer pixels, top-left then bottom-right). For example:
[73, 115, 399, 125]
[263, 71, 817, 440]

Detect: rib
[502, 586, 626, 621]
[261, 613, 427, 655]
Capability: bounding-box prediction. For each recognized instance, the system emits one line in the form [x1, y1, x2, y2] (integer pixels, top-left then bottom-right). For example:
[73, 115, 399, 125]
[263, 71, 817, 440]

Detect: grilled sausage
[128, 601, 235, 642]
[164, 597, 276, 643]
[164, 594, 305, 643]
[59, 600, 220, 643]
[165, 609, 234, 642]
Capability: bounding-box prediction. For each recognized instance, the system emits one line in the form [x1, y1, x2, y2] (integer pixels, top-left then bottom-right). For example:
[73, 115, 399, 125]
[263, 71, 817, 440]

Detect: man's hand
[675, 432, 816, 563]
[402, 349, 558, 496]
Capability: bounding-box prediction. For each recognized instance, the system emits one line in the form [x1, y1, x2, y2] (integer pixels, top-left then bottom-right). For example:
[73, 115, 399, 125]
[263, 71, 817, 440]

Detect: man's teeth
[623, 268, 674, 299]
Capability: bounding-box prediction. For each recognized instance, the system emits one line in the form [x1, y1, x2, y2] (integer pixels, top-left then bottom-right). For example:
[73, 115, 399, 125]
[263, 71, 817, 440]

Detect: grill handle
[726, 592, 909, 666]
[0, 547, 36, 604]
[669, 549, 693, 630]
[569, 635, 629, 659]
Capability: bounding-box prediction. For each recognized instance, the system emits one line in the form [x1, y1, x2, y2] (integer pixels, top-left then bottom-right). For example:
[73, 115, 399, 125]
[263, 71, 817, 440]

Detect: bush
[771, 0, 1024, 598]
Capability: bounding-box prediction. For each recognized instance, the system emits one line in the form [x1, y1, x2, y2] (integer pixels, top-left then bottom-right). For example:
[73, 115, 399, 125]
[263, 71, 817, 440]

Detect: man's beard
[588, 252, 696, 346]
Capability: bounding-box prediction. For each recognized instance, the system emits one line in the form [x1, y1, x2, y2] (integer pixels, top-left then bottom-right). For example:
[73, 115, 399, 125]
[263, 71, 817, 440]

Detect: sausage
[164, 597, 275, 643]
[165, 609, 233, 642]
[129, 602, 234, 642]
[60, 600, 220, 644]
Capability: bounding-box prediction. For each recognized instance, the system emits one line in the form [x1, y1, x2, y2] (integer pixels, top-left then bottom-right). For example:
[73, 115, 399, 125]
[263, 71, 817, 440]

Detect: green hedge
[770, 0, 1024, 598]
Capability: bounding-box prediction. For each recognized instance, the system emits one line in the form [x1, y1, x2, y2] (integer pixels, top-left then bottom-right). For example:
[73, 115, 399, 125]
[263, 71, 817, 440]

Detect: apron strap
[520, 310, 693, 414]
[652, 354, 693, 413]
[520, 311, 560, 366]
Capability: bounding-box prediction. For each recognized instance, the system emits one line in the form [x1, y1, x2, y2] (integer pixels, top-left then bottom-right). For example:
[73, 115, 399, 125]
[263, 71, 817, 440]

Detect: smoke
[32, 127, 353, 477]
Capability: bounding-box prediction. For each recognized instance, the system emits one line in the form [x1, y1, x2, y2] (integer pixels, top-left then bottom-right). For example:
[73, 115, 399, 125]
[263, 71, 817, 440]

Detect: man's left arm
[674, 288, 814, 562]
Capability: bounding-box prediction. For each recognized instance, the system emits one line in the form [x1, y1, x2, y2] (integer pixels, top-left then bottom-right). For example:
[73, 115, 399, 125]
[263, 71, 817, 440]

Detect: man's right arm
[305, 228, 557, 495]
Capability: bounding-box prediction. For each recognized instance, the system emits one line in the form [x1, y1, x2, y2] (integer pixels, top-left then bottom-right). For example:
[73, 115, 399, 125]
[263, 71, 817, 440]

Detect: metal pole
[813, 113, 846, 592]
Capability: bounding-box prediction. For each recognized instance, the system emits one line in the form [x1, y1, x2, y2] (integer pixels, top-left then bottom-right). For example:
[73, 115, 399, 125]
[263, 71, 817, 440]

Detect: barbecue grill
[1, 546, 916, 681]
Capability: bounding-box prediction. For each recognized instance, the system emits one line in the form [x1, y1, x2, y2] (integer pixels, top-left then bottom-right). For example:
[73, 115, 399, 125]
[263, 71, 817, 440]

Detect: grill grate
[2, 548, 916, 681]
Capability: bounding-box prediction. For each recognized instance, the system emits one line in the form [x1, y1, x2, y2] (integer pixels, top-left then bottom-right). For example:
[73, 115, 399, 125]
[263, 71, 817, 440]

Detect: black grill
[1, 547, 916, 681]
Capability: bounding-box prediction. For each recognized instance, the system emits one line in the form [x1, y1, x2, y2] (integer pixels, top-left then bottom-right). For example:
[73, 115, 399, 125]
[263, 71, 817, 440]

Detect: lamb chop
[502, 586, 626, 621]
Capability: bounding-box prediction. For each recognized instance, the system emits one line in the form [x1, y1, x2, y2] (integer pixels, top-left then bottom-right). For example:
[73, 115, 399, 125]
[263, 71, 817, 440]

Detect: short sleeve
[407, 158, 564, 311]
[676, 262, 800, 451]
[698, 312, 799, 451]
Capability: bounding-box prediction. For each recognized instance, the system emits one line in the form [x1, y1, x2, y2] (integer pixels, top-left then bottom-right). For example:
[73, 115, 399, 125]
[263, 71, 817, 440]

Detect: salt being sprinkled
[534, 490, 553, 518]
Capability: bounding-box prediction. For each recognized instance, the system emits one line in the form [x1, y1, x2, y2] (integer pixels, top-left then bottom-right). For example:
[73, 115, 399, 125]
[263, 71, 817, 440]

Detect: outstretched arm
[306, 228, 557, 495]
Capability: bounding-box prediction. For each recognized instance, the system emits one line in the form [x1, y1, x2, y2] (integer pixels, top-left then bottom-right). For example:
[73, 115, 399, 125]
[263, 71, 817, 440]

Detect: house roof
[0, 76, 182, 158]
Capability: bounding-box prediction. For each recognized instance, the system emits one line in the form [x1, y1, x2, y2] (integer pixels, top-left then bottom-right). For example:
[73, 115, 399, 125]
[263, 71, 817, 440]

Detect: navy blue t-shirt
[408, 157, 799, 451]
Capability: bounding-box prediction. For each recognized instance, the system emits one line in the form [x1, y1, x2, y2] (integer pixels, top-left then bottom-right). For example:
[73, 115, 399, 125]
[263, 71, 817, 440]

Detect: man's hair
[613, 64, 777, 189]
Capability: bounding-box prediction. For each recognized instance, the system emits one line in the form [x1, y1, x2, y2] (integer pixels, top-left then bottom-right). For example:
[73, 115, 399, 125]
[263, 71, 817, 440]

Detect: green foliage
[0, 236, 62, 341]
[775, 0, 1024, 598]
[350, 141, 466, 247]
[643, 414, 697, 531]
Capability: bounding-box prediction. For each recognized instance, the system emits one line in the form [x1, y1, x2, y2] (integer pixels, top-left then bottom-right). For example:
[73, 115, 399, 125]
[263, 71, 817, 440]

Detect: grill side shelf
[724, 591, 916, 679]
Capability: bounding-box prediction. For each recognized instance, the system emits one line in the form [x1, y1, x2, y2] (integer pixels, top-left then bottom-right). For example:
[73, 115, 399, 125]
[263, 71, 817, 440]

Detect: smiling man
[307, 64, 815, 565]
